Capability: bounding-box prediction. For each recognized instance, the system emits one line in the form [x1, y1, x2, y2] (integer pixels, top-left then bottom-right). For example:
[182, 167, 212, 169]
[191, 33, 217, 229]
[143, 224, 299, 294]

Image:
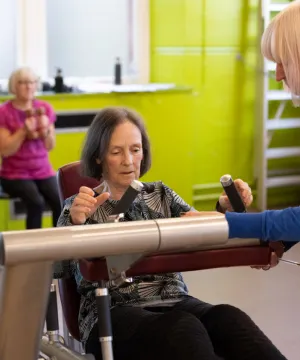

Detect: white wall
[0, 0, 17, 78]
[184, 243, 300, 360]
[45, 0, 130, 78]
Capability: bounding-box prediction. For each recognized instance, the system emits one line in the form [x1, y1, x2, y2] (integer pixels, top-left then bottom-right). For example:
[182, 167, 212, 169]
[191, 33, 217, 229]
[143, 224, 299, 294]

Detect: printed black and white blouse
[54, 181, 193, 344]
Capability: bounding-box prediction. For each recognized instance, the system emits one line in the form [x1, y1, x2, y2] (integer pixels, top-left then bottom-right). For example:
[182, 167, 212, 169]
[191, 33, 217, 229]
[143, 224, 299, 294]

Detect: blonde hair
[8, 67, 40, 94]
[261, 0, 300, 105]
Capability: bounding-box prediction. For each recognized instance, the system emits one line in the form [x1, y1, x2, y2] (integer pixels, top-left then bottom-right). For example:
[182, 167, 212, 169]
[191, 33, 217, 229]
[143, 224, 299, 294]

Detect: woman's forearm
[0, 127, 27, 157]
[42, 126, 55, 151]
[226, 207, 300, 242]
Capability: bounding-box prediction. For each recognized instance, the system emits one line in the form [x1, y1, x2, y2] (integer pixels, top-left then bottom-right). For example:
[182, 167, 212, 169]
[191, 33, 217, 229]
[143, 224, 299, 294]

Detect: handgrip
[96, 288, 113, 339]
[220, 174, 246, 213]
[111, 180, 143, 215]
[46, 283, 59, 332]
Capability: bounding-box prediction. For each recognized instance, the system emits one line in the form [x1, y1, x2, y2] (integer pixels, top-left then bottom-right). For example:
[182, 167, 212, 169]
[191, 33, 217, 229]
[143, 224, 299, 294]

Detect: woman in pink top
[0, 67, 61, 229]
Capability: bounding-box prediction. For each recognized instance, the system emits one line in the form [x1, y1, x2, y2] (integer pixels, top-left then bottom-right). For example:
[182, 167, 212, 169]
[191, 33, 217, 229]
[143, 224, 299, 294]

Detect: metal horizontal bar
[266, 147, 300, 159]
[267, 119, 300, 130]
[266, 175, 300, 188]
[267, 90, 291, 101]
[2, 216, 229, 265]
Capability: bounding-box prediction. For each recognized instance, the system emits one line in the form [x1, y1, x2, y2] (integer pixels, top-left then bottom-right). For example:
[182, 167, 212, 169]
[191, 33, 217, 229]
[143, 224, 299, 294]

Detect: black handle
[220, 174, 246, 213]
[111, 180, 143, 215]
[96, 288, 113, 338]
[46, 285, 59, 331]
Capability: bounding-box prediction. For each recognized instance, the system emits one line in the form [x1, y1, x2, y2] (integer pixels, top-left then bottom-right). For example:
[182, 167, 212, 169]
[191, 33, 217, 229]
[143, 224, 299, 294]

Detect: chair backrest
[56, 161, 100, 342]
[57, 161, 100, 207]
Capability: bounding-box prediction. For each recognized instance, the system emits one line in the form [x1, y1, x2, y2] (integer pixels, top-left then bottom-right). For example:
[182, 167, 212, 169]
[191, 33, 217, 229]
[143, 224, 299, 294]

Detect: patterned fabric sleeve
[162, 183, 194, 217]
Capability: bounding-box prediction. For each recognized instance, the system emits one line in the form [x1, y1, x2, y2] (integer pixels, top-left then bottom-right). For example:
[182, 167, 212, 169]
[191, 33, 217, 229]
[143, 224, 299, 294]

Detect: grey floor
[56, 244, 300, 359]
[183, 243, 300, 359]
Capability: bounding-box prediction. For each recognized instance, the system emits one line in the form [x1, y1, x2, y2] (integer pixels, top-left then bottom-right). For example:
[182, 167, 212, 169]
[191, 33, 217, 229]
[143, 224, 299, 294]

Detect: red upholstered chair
[57, 161, 100, 208]
[57, 161, 100, 341]
[56, 161, 279, 343]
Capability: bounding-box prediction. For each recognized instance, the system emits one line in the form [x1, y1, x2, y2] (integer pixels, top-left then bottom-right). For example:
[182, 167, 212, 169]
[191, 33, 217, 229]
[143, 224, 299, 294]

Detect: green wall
[150, 0, 300, 209]
[150, 0, 259, 209]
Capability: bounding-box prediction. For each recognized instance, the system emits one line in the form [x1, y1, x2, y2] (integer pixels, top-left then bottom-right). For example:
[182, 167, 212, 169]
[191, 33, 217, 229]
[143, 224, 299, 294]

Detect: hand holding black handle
[220, 174, 246, 213]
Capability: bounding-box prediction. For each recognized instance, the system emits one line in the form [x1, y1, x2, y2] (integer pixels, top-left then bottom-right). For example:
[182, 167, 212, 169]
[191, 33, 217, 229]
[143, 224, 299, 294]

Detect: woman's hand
[251, 253, 279, 271]
[24, 118, 39, 139]
[70, 186, 110, 225]
[37, 114, 50, 138]
[37, 113, 49, 129]
[219, 179, 253, 212]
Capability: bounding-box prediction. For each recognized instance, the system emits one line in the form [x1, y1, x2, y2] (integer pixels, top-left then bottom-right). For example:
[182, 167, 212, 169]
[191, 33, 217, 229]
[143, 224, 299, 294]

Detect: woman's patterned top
[54, 181, 193, 344]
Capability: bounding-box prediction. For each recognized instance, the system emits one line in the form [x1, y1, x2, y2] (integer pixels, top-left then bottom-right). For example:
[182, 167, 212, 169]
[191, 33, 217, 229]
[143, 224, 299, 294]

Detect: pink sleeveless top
[0, 99, 56, 180]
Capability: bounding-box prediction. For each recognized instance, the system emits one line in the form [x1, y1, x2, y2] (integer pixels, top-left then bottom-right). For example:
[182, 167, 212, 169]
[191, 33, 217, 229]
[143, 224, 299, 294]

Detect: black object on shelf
[54, 67, 64, 93]
[114, 57, 122, 85]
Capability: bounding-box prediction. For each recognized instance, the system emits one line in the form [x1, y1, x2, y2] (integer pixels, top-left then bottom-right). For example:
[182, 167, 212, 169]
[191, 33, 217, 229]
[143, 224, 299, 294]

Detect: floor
[183, 243, 300, 359]
[55, 244, 300, 359]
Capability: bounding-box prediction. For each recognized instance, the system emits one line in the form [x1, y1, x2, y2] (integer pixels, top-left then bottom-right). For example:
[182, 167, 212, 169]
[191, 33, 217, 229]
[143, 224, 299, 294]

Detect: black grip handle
[220, 175, 246, 213]
[111, 186, 139, 215]
[96, 290, 112, 338]
[46, 287, 59, 331]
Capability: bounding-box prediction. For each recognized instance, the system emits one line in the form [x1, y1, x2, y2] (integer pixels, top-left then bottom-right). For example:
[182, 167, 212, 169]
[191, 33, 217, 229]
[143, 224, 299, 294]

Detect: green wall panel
[150, 0, 186, 47]
[185, 0, 204, 47]
[205, 1, 242, 47]
[150, 0, 259, 210]
[150, 0, 300, 210]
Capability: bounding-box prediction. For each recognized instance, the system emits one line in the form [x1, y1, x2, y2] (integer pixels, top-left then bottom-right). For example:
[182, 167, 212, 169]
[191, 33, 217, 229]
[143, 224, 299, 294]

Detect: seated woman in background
[0, 67, 61, 229]
[55, 107, 286, 360]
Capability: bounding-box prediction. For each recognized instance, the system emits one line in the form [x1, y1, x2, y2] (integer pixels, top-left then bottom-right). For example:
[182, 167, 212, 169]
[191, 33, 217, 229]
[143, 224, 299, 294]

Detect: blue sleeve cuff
[225, 211, 264, 239]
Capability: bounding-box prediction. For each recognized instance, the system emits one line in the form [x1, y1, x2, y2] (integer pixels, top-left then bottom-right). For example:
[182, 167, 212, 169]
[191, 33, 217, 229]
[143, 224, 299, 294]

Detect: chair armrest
[79, 245, 272, 282]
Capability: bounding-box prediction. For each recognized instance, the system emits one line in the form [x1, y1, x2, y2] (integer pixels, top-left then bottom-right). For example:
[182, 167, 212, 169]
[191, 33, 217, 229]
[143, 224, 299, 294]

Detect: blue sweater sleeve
[225, 207, 300, 242]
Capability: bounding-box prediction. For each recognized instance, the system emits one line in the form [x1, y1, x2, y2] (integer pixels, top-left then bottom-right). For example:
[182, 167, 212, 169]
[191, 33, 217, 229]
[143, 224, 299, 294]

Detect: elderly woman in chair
[55, 107, 286, 360]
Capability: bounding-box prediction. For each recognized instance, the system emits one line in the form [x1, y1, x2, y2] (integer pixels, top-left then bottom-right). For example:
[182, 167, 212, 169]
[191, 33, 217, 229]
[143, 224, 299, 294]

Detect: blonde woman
[0, 67, 60, 229]
[261, 0, 300, 105]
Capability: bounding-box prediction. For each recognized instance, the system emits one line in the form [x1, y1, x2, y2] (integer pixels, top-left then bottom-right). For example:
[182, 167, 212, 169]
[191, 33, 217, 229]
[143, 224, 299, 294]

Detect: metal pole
[3, 215, 231, 265]
[0, 261, 53, 360]
[40, 336, 95, 360]
[0, 215, 262, 360]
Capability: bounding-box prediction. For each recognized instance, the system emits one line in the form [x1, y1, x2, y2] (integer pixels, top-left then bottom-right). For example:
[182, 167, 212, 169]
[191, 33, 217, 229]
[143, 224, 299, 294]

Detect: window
[46, 0, 133, 79]
[0, 0, 17, 79]
[12, 0, 149, 83]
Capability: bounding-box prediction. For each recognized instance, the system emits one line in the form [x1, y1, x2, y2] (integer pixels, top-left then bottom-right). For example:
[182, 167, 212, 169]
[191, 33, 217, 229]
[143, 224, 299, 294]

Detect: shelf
[267, 90, 291, 101]
[267, 118, 300, 130]
[266, 175, 300, 188]
[269, 3, 289, 12]
[266, 147, 300, 159]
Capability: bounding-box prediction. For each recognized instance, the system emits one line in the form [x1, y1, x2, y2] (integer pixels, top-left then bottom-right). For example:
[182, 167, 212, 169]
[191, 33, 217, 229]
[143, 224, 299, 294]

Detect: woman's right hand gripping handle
[70, 186, 110, 225]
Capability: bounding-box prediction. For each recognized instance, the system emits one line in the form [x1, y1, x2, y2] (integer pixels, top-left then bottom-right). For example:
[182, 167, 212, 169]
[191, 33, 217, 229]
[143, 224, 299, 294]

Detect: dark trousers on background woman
[1, 176, 61, 229]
